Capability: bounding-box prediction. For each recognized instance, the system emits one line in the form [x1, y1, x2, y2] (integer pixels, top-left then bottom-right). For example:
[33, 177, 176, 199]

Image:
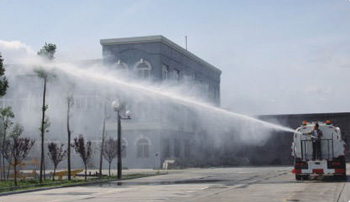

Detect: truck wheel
[295, 174, 302, 181]
[340, 174, 347, 181]
[334, 174, 346, 181]
[302, 175, 309, 180]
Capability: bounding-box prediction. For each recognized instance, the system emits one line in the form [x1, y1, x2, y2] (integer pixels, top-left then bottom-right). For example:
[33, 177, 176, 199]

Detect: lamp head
[111, 100, 120, 111]
[125, 110, 132, 119]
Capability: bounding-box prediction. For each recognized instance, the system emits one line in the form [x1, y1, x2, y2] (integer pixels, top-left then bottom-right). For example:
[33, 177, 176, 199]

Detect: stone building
[100, 35, 221, 105]
[100, 35, 222, 168]
[0, 35, 222, 170]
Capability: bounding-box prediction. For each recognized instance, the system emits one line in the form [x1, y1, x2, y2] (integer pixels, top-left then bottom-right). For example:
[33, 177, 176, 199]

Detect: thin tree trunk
[1, 155, 3, 181]
[39, 78, 47, 184]
[67, 98, 71, 181]
[53, 166, 56, 181]
[84, 164, 87, 181]
[6, 161, 11, 180]
[2, 126, 6, 180]
[109, 162, 111, 177]
[44, 160, 46, 180]
[99, 117, 106, 179]
[14, 164, 17, 186]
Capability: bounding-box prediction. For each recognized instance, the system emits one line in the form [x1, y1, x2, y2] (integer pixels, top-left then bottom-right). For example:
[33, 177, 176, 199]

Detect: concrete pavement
[1, 166, 349, 202]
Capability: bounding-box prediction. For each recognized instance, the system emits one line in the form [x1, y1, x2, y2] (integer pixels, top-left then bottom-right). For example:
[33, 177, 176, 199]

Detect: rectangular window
[162, 138, 170, 157]
[173, 69, 180, 81]
[137, 144, 149, 158]
[137, 145, 142, 157]
[137, 138, 150, 158]
[144, 145, 149, 157]
[144, 70, 150, 78]
[136, 69, 150, 79]
[162, 64, 169, 80]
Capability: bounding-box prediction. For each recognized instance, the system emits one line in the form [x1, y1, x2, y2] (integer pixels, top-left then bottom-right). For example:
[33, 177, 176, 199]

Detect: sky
[1, 0, 350, 115]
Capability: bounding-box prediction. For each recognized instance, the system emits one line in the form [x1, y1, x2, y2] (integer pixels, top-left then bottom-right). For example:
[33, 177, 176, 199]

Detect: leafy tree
[35, 42, 56, 184]
[2, 142, 12, 180]
[0, 53, 10, 181]
[71, 135, 92, 181]
[0, 52, 9, 97]
[103, 138, 118, 176]
[4, 125, 35, 186]
[37, 43, 56, 60]
[47, 142, 67, 181]
[3, 124, 22, 180]
[66, 96, 73, 180]
[0, 106, 14, 180]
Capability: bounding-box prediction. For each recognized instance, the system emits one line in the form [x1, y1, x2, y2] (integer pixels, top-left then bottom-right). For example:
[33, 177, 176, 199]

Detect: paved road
[1, 166, 350, 202]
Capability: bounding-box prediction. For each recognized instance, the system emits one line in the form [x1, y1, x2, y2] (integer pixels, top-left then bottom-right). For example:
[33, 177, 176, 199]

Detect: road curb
[0, 179, 112, 196]
[0, 174, 162, 196]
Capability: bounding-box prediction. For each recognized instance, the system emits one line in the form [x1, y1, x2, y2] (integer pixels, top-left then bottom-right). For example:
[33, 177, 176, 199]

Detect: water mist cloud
[1, 40, 298, 168]
[0, 40, 36, 63]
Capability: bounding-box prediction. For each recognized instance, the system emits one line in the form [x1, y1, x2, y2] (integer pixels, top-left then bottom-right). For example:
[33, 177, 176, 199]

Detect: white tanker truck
[291, 120, 346, 180]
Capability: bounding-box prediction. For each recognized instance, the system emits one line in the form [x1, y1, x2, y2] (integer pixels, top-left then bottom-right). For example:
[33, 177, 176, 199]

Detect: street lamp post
[112, 100, 131, 179]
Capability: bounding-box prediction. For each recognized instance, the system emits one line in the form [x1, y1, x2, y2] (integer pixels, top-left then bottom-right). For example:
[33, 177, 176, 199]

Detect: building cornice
[100, 35, 221, 75]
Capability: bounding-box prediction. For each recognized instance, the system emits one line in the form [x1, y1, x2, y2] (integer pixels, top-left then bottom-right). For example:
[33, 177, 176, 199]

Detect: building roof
[100, 35, 221, 74]
[259, 112, 350, 119]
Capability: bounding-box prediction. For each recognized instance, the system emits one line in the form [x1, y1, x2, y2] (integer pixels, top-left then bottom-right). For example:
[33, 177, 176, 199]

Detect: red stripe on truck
[335, 169, 345, 174]
[294, 169, 301, 174]
[313, 169, 324, 174]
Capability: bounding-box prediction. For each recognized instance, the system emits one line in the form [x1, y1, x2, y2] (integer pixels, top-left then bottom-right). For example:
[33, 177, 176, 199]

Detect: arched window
[134, 58, 151, 79]
[136, 138, 150, 158]
[115, 59, 128, 71]
[162, 64, 169, 80]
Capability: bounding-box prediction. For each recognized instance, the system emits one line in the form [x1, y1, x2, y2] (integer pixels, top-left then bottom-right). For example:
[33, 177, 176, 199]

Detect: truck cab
[292, 121, 346, 180]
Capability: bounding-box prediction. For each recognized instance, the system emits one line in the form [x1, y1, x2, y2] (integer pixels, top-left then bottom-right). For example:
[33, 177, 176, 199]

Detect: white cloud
[0, 40, 36, 64]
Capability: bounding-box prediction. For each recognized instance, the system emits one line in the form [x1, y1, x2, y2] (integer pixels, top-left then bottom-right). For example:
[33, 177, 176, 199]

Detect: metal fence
[300, 138, 334, 160]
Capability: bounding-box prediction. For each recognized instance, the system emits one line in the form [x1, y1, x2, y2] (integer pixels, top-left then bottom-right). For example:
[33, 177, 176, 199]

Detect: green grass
[0, 173, 162, 194]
